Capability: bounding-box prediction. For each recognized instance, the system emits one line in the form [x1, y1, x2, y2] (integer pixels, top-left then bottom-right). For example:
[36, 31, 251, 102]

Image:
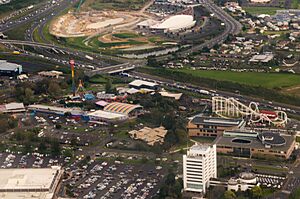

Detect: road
[181, 0, 242, 54]
[0, 0, 75, 33]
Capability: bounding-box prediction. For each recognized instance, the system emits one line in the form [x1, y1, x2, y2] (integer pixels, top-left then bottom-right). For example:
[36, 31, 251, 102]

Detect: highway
[183, 0, 242, 54]
[127, 71, 300, 119]
[0, 0, 74, 33]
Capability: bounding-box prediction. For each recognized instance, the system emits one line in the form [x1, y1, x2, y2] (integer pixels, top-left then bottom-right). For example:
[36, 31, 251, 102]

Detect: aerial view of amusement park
[0, 0, 300, 198]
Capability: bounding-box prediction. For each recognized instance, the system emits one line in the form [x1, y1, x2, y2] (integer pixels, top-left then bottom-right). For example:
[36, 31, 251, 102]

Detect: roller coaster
[212, 96, 288, 127]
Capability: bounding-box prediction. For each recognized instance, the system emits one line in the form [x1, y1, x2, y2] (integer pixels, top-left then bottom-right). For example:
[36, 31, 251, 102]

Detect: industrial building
[0, 60, 22, 76]
[0, 166, 63, 199]
[183, 144, 217, 194]
[28, 104, 84, 117]
[214, 130, 296, 159]
[0, 102, 25, 113]
[187, 116, 245, 137]
[87, 110, 128, 124]
[129, 79, 159, 90]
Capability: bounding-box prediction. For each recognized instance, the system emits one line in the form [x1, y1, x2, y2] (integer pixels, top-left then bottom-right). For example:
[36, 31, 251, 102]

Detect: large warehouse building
[0, 60, 22, 76]
[0, 166, 63, 199]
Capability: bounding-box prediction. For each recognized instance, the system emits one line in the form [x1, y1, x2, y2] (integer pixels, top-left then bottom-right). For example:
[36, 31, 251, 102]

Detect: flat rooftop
[129, 80, 158, 88]
[191, 116, 243, 127]
[214, 133, 294, 151]
[0, 167, 60, 191]
[88, 110, 127, 120]
[0, 60, 21, 71]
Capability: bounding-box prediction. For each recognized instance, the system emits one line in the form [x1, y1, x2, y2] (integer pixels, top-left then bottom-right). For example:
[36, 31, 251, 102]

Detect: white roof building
[87, 110, 128, 123]
[0, 166, 63, 199]
[150, 15, 196, 33]
[129, 80, 158, 89]
[0, 102, 25, 113]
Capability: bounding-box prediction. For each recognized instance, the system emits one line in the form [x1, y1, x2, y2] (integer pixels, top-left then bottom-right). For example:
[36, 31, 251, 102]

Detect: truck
[85, 55, 94, 60]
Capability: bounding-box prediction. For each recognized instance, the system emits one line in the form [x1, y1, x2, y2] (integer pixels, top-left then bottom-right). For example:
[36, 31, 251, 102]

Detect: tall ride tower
[69, 59, 76, 96]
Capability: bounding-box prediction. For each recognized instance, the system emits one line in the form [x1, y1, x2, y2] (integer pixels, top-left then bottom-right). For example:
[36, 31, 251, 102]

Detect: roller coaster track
[212, 96, 288, 127]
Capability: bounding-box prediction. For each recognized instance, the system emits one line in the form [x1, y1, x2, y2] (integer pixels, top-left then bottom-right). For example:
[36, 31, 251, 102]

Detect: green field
[292, 0, 300, 9]
[112, 32, 139, 39]
[244, 7, 282, 15]
[83, 0, 146, 11]
[177, 68, 300, 89]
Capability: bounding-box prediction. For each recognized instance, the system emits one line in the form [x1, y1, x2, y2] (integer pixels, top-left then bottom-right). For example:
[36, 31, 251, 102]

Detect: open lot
[82, 0, 147, 11]
[243, 6, 283, 15]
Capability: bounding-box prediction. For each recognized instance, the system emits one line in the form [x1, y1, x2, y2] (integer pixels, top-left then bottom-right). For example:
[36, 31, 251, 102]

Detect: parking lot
[62, 159, 165, 199]
[0, 152, 64, 169]
[256, 174, 286, 189]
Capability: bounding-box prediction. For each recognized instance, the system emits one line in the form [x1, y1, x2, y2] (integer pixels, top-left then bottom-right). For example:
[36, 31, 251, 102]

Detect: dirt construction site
[50, 10, 153, 37]
[49, 0, 156, 38]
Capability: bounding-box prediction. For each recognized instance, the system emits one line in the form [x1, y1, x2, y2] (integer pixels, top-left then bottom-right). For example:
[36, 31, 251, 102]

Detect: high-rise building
[183, 144, 217, 194]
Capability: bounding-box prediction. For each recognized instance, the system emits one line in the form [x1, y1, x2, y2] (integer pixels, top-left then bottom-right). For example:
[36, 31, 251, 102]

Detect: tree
[105, 79, 113, 93]
[224, 190, 237, 199]
[289, 187, 300, 199]
[147, 57, 158, 67]
[50, 139, 61, 157]
[48, 81, 61, 96]
[251, 186, 263, 199]
[24, 88, 35, 104]
[38, 141, 47, 154]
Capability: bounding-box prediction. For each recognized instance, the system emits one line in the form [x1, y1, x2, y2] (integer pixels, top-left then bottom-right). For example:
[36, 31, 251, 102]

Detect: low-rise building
[38, 70, 63, 78]
[227, 172, 257, 192]
[249, 53, 274, 63]
[28, 104, 84, 117]
[103, 102, 143, 117]
[129, 80, 159, 90]
[0, 102, 25, 113]
[214, 130, 295, 159]
[87, 110, 128, 124]
[0, 60, 22, 76]
[0, 166, 63, 199]
[128, 126, 168, 146]
[187, 116, 245, 137]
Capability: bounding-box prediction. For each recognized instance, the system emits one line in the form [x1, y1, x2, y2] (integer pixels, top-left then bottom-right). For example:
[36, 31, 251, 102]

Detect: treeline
[139, 67, 300, 107]
[10, 128, 61, 156]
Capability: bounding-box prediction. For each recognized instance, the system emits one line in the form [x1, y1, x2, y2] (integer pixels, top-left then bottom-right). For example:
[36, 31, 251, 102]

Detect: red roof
[260, 110, 277, 117]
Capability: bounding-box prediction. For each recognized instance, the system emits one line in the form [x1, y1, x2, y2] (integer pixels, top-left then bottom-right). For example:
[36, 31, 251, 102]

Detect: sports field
[176, 68, 300, 89]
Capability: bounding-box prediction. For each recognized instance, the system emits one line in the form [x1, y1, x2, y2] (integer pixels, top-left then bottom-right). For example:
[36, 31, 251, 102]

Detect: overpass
[85, 63, 135, 76]
[0, 39, 131, 63]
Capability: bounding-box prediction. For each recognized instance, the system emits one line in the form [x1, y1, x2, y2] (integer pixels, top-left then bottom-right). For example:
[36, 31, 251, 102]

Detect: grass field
[82, 0, 146, 11]
[244, 7, 282, 15]
[292, 0, 300, 9]
[176, 68, 300, 89]
[112, 32, 139, 39]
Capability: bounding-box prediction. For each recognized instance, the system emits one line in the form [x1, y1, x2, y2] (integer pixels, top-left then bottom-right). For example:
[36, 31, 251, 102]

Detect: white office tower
[183, 144, 217, 194]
